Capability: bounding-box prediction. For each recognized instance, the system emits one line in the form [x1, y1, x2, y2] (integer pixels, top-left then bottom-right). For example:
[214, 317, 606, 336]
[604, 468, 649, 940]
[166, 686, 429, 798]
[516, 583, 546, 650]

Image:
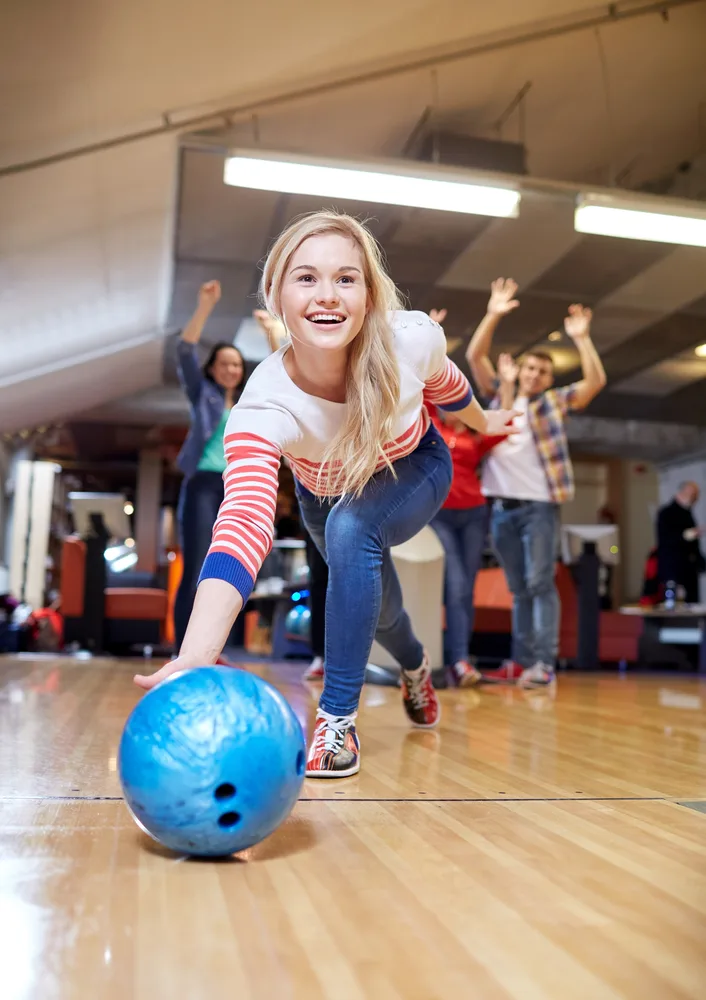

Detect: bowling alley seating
[61, 535, 169, 653]
[471, 563, 643, 666]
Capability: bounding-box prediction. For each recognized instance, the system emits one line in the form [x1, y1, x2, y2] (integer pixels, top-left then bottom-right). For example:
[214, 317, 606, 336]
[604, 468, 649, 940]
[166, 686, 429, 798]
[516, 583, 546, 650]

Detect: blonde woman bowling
[135, 212, 516, 778]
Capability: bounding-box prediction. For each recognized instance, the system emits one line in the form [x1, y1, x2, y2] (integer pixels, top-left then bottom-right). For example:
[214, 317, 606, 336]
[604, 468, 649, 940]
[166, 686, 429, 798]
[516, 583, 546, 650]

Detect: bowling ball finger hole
[218, 811, 241, 828]
[296, 751, 305, 776]
[214, 782, 236, 801]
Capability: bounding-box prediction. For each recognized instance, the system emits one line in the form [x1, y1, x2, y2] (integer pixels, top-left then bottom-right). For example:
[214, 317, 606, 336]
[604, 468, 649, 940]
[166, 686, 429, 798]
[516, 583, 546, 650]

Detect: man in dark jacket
[656, 482, 705, 603]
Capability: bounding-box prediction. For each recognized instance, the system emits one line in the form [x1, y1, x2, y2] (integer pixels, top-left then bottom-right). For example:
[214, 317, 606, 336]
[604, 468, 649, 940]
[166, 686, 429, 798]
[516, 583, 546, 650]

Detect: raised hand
[497, 352, 519, 384]
[429, 308, 447, 325]
[253, 309, 288, 351]
[484, 409, 520, 436]
[564, 304, 592, 340]
[198, 280, 222, 310]
[487, 278, 520, 317]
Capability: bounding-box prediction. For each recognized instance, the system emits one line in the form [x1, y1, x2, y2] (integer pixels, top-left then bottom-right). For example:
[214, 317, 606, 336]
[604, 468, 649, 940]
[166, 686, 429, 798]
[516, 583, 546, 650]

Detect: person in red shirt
[429, 347, 516, 686]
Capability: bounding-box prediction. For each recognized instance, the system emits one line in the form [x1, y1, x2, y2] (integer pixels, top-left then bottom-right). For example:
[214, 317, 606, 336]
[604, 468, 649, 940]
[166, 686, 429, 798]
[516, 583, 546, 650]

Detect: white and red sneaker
[401, 653, 441, 728]
[306, 712, 360, 778]
[452, 660, 483, 688]
[303, 656, 325, 681]
[481, 660, 524, 684]
[517, 663, 556, 689]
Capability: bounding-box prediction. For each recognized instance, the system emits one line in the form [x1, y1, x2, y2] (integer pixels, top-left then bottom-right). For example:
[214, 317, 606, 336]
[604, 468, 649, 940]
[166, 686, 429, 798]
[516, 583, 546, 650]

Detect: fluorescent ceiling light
[224, 152, 520, 218]
[575, 195, 706, 247]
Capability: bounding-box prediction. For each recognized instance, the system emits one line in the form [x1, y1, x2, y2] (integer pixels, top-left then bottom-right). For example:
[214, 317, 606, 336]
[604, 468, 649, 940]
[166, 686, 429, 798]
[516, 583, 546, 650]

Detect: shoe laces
[404, 669, 431, 709]
[313, 715, 352, 754]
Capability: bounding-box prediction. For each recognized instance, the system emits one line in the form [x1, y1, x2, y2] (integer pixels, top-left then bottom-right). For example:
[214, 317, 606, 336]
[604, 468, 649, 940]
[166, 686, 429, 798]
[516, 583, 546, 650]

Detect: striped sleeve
[198, 405, 298, 603]
[424, 357, 473, 411]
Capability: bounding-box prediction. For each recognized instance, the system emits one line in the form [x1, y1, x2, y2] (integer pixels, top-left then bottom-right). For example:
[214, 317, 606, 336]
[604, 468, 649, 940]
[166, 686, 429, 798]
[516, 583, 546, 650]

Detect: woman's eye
[298, 274, 315, 283]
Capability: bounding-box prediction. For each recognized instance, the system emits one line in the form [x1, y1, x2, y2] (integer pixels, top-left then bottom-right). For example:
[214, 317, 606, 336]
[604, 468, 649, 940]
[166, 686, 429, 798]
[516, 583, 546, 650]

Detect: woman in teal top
[174, 280, 247, 649]
[196, 409, 230, 473]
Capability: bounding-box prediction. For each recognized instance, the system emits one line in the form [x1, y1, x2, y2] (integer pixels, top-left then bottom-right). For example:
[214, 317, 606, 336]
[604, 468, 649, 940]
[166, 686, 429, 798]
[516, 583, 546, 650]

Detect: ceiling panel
[389, 210, 490, 248]
[590, 245, 706, 351]
[683, 293, 706, 319]
[177, 149, 281, 263]
[613, 349, 706, 397]
[531, 234, 671, 301]
[438, 191, 579, 291]
[386, 244, 466, 287]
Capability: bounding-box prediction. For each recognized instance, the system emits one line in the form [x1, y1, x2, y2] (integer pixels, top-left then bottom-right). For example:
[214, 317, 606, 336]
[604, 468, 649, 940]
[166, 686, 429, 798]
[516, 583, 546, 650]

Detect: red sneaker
[306, 713, 360, 778]
[481, 660, 524, 684]
[401, 653, 441, 728]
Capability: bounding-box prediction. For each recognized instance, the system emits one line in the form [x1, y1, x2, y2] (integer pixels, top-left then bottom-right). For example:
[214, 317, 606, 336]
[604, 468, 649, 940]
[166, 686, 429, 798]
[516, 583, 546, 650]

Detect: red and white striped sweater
[199, 311, 473, 601]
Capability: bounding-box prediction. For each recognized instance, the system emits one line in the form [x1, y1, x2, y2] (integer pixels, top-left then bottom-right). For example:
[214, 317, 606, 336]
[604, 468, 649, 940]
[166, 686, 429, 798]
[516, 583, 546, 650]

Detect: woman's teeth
[308, 313, 344, 325]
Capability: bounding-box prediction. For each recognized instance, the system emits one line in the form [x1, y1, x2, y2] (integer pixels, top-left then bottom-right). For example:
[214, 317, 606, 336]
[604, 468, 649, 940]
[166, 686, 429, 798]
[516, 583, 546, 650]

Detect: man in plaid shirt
[467, 279, 606, 688]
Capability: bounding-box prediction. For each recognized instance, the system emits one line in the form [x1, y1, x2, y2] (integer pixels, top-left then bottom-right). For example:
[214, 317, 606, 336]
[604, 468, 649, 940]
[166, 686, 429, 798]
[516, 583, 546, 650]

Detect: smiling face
[208, 346, 244, 391]
[278, 233, 369, 353]
[518, 353, 554, 396]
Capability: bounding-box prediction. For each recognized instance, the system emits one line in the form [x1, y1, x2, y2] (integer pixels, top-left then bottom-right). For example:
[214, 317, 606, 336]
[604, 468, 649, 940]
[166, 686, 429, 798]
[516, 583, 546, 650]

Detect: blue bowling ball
[118, 667, 306, 857]
[294, 605, 311, 638]
[285, 604, 311, 638]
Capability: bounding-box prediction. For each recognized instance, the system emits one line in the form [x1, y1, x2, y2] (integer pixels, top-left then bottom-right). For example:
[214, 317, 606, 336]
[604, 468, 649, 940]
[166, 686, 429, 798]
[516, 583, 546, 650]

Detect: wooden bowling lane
[1, 655, 706, 999]
[2, 657, 705, 801]
[0, 796, 705, 1000]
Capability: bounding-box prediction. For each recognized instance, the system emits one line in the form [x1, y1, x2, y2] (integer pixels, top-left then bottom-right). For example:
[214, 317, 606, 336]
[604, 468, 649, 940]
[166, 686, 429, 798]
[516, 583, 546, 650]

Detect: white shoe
[517, 663, 556, 689]
[304, 656, 325, 681]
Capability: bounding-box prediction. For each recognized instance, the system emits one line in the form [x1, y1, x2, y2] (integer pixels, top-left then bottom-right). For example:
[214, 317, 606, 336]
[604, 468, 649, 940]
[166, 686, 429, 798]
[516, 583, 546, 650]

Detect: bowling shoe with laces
[452, 659, 483, 688]
[401, 651, 441, 728]
[306, 711, 360, 778]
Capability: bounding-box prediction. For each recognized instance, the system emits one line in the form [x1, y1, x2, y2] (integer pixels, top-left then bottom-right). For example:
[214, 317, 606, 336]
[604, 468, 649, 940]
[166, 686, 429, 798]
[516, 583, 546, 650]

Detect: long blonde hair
[261, 211, 402, 497]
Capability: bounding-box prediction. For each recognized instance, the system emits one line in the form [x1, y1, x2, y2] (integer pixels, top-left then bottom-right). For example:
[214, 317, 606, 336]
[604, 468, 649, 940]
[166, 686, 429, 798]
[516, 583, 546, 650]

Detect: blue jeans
[295, 425, 453, 716]
[490, 500, 560, 668]
[430, 505, 489, 665]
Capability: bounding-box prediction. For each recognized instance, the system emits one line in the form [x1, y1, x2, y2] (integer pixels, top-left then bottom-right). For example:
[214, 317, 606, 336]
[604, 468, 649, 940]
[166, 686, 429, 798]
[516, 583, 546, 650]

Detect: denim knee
[324, 503, 375, 563]
[526, 568, 556, 598]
